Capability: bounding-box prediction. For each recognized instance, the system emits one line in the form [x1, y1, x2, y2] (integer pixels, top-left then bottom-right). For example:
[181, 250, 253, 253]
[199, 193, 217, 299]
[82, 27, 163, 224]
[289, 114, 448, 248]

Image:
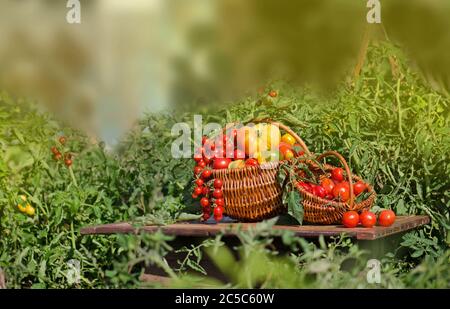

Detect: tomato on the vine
[200, 198, 210, 208]
[51, 146, 59, 155]
[212, 189, 223, 199]
[360, 211, 377, 228]
[268, 90, 277, 98]
[192, 193, 198, 199]
[54, 153, 62, 161]
[378, 210, 396, 227]
[194, 166, 202, 175]
[201, 186, 209, 195]
[195, 179, 204, 187]
[213, 179, 223, 189]
[193, 186, 203, 196]
[342, 211, 359, 228]
[201, 169, 212, 179]
[59, 136, 66, 145]
[331, 168, 345, 182]
[197, 160, 206, 168]
[215, 198, 224, 207]
[214, 206, 224, 221]
[64, 159, 73, 167]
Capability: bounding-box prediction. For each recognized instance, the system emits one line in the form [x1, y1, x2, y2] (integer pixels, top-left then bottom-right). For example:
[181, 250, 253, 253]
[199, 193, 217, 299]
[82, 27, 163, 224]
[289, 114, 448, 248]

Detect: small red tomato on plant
[192, 193, 198, 199]
[213, 189, 223, 199]
[59, 136, 66, 145]
[342, 211, 359, 228]
[213, 179, 223, 189]
[201, 186, 209, 195]
[54, 153, 62, 161]
[269, 90, 277, 98]
[214, 206, 224, 221]
[64, 159, 73, 167]
[197, 160, 206, 168]
[194, 166, 202, 175]
[378, 210, 396, 227]
[201, 169, 212, 179]
[193, 186, 203, 196]
[360, 211, 377, 228]
[215, 198, 224, 207]
[195, 179, 204, 187]
[202, 212, 210, 221]
[331, 168, 345, 182]
[51, 146, 59, 155]
[200, 197, 210, 208]
[353, 181, 367, 196]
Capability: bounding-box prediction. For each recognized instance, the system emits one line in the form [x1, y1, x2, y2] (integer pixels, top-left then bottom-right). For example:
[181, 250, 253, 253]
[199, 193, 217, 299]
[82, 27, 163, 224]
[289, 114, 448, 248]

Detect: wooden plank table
[81, 215, 429, 240]
[80, 215, 429, 283]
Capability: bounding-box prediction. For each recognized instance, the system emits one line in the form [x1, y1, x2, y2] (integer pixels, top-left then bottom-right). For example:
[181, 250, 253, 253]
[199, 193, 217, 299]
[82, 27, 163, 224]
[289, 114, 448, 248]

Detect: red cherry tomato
[195, 179, 204, 187]
[297, 182, 313, 193]
[333, 182, 350, 202]
[269, 90, 277, 97]
[215, 198, 224, 207]
[320, 178, 335, 195]
[192, 193, 198, 199]
[201, 169, 212, 179]
[54, 153, 62, 161]
[213, 189, 223, 199]
[213, 158, 231, 170]
[202, 212, 210, 221]
[51, 146, 60, 155]
[214, 206, 224, 221]
[193, 186, 203, 196]
[200, 197, 210, 208]
[342, 211, 359, 228]
[64, 159, 73, 167]
[378, 210, 396, 227]
[245, 158, 259, 167]
[313, 185, 327, 198]
[194, 166, 202, 175]
[353, 181, 367, 196]
[360, 211, 377, 228]
[197, 160, 206, 168]
[59, 136, 66, 145]
[201, 186, 209, 196]
[213, 179, 223, 189]
[331, 168, 345, 182]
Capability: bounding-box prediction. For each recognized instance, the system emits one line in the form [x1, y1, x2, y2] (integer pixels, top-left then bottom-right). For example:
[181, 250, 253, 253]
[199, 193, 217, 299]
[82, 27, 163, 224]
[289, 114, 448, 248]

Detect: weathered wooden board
[80, 215, 429, 240]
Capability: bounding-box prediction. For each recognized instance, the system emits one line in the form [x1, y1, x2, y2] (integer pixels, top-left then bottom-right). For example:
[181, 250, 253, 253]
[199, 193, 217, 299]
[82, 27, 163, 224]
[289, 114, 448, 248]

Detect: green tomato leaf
[287, 190, 303, 225]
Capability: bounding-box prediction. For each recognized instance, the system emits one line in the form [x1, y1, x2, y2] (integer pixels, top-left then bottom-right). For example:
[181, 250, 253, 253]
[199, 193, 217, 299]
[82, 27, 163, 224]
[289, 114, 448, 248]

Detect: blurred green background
[0, 0, 449, 144]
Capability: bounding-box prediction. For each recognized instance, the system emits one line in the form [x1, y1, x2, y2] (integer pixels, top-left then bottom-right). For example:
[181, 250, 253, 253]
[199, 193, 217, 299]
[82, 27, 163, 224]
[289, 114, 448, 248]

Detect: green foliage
[1, 42, 449, 288]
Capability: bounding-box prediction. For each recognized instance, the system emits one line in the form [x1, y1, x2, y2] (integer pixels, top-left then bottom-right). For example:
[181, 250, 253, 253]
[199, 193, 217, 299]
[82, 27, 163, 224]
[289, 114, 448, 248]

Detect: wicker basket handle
[316, 151, 355, 209]
[248, 119, 312, 156]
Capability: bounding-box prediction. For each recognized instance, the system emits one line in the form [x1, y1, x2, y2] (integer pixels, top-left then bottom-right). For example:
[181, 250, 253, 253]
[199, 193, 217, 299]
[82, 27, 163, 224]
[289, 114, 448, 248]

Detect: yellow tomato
[281, 149, 295, 160]
[228, 160, 246, 169]
[25, 204, 35, 216]
[238, 126, 257, 156]
[20, 195, 27, 202]
[254, 123, 281, 152]
[281, 133, 296, 146]
[17, 203, 27, 213]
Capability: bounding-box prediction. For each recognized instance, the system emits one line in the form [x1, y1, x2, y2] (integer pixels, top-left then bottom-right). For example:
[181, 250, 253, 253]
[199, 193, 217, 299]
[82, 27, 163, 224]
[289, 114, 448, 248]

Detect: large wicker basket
[211, 121, 312, 222]
[295, 151, 376, 224]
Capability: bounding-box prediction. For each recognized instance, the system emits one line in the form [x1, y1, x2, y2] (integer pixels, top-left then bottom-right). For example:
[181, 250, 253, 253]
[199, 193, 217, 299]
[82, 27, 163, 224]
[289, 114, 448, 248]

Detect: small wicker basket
[295, 151, 376, 224]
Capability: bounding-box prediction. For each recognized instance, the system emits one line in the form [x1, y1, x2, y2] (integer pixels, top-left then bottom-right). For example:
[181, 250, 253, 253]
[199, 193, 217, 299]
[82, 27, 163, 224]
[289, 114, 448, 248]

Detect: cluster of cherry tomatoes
[50, 136, 73, 167]
[296, 167, 367, 202]
[342, 209, 396, 228]
[192, 177, 225, 222]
